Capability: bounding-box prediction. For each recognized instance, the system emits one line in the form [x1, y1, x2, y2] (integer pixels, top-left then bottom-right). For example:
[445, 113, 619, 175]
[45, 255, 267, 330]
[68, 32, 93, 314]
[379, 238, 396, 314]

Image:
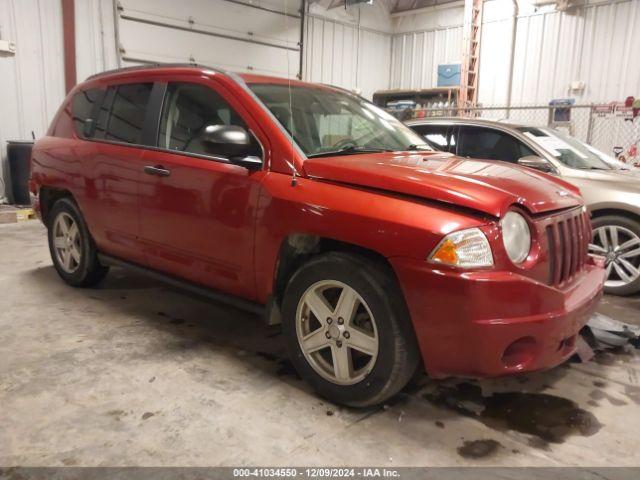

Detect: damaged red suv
[30, 65, 605, 406]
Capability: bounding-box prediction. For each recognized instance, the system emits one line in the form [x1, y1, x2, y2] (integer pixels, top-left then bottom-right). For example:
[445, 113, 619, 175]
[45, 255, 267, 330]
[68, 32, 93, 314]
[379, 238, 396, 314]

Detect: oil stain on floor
[423, 382, 602, 444]
[457, 439, 502, 459]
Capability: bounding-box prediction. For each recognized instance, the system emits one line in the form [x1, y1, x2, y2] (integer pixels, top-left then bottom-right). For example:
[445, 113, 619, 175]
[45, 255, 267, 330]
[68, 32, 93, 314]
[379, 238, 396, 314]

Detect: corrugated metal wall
[303, 15, 391, 100]
[0, 0, 115, 202]
[75, 0, 119, 83]
[389, 3, 464, 90]
[389, 0, 640, 105]
[504, 0, 640, 105]
[0, 0, 65, 201]
[390, 25, 463, 90]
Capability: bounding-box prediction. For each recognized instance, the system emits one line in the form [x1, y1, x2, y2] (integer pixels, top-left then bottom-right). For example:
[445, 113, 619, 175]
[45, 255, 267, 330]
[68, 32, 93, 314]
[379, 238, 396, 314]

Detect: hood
[578, 168, 640, 184]
[564, 168, 640, 194]
[303, 152, 583, 218]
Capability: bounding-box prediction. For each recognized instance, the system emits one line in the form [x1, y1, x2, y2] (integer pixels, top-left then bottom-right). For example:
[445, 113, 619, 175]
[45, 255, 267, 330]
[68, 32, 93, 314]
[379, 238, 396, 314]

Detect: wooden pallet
[0, 205, 36, 224]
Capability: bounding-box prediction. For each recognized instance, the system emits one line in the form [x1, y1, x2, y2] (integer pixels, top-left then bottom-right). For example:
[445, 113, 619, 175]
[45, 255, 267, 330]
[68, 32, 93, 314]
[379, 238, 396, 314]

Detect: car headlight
[429, 228, 493, 268]
[501, 211, 531, 264]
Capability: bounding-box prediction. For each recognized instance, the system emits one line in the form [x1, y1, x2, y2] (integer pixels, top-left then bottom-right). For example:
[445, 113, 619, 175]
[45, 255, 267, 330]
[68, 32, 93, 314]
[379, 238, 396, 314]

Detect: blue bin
[437, 64, 461, 87]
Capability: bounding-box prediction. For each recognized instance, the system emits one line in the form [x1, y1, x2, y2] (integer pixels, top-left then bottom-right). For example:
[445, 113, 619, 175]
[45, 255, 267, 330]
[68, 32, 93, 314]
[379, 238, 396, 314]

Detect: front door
[138, 80, 266, 299]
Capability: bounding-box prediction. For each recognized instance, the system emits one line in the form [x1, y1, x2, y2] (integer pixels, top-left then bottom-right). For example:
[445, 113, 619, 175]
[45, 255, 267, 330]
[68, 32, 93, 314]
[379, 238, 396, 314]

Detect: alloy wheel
[589, 225, 640, 288]
[295, 280, 379, 386]
[52, 212, 82, 274]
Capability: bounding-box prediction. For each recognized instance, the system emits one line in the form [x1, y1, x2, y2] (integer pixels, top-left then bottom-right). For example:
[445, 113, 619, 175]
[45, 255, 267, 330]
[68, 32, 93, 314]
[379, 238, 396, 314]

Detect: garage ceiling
[322, 0, 462, 14]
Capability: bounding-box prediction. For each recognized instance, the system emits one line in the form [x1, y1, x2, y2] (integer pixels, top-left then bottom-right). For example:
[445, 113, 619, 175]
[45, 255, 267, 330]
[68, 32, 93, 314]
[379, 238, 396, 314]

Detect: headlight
[429, 228, 493, 268]
[501, 211, 531, 264]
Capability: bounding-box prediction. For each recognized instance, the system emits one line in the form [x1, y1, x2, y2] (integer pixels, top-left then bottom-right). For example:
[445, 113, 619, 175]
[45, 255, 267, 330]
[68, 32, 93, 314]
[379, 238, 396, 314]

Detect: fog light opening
[558, 334, 577, 352]
[502, 336, 537, 369]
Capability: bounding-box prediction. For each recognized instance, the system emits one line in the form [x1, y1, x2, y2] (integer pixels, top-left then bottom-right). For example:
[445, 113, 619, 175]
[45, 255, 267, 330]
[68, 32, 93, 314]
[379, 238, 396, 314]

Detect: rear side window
[458, 126, 532, 163]
[410, 124, 453, 152]
[94, 83, 153, 145]
[72, 88, 102, 138]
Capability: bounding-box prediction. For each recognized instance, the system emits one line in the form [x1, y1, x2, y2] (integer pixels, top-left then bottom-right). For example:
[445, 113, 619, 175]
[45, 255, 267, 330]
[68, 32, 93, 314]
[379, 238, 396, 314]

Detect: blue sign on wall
[437, 64, 461, 87]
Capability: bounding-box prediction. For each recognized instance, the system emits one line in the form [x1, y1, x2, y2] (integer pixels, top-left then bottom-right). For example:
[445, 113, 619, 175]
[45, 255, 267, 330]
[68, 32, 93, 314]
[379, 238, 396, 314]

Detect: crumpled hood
[303, 152, 583, 218]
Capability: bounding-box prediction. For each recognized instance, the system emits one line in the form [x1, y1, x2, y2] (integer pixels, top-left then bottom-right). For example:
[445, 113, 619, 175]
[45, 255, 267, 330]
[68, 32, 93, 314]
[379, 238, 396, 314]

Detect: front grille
[545, 209, 590, 286]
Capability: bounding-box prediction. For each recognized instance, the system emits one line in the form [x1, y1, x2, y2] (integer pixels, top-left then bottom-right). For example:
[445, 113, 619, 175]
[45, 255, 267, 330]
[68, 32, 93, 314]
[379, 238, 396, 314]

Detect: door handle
[143, 165, 171, 177]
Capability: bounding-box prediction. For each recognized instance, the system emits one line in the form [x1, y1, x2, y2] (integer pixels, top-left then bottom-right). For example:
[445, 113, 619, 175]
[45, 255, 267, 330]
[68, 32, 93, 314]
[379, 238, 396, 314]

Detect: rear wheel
[47, 198, 109, 287]
[281, 252, 419, 407]
[588, 215, 640, 296]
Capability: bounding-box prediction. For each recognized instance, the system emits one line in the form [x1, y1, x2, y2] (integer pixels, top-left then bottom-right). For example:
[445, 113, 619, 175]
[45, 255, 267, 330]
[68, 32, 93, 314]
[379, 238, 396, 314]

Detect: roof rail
[86, 62, 222, 81]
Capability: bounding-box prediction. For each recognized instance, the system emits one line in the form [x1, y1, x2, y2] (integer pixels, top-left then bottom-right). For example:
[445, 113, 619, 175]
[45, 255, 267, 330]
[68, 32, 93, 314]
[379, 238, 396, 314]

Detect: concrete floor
[1, 220, 639, 467]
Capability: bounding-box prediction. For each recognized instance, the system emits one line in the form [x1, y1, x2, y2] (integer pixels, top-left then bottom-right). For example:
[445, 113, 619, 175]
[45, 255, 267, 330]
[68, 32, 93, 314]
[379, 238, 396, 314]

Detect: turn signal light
[429, 228, 494, 268]
[431, 239, 458, 265]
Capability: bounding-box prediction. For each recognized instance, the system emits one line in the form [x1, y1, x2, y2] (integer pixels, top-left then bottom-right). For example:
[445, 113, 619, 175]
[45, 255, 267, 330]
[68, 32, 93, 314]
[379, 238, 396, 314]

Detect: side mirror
[201, 124, 253, 159]
[518, 155, 555, 173]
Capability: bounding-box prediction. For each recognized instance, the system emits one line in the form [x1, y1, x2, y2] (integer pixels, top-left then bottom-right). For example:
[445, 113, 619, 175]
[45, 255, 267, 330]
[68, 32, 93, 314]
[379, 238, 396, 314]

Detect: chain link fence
[403, 104, 640, 166]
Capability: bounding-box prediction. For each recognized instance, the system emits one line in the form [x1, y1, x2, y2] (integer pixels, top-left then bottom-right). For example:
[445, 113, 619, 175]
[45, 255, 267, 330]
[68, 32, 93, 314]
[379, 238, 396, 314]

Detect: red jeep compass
[30, 64, 605, 407]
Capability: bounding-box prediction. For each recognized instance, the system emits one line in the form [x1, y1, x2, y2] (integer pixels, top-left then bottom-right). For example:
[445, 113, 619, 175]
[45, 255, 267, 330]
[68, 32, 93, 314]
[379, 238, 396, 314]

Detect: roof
[405, 116, 532, 129]
[85, 64, 330, 89]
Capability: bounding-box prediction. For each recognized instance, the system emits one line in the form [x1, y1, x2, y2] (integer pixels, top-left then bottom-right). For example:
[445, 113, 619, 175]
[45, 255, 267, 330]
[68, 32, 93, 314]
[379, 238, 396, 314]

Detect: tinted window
[72, 88, 102, 138]
[94, 88, 115, 140]
[158, 82, 259, 158]
[410, 125, 452, 152]
[94, 83, 153, 144]
[458, 126, 533, 163]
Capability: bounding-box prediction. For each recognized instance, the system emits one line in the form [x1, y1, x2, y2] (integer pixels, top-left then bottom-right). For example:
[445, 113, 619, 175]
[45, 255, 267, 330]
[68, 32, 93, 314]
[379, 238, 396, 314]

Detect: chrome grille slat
[545, 209, 589, 287]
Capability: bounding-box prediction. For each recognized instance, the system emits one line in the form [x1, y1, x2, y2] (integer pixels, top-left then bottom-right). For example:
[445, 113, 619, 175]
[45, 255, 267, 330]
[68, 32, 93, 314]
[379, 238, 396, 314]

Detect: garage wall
[0, 0, 117, 202]
[389, 0, 640, 105]
[389, 3, 464, 90]
[117, 0, 301, 77]
[0, 0, 65, 202]
[304, 9, 392, 100]
[75, 0, 119, 84]
[500, 0, 640, 105]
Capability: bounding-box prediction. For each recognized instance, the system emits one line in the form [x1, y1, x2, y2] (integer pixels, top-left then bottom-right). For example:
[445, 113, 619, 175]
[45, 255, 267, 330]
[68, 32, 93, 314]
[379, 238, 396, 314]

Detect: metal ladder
[459, 0, 484, 108]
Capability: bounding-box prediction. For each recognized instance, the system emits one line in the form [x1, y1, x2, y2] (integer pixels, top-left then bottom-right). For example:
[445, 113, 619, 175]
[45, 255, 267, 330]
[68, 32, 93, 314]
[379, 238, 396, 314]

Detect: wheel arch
[590, 207, 640, 226]
[266, 233, 404, 326]
[39, 186, 75, 224]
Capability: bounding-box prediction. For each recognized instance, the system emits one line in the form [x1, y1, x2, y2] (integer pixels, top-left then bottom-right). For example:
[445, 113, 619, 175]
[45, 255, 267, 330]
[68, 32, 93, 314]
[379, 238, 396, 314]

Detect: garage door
[117, 0, 302, 78]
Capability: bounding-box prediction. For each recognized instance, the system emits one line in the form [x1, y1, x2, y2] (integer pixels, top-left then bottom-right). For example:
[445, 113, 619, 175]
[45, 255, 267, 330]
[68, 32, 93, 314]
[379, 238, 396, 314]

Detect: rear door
[79, 82, 155, 265]
[137, 78, 267, 299]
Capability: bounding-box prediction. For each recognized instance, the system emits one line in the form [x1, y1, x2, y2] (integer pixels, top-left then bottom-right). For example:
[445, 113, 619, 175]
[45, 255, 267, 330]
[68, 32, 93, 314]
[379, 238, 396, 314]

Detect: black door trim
[142, 81, 167, 147]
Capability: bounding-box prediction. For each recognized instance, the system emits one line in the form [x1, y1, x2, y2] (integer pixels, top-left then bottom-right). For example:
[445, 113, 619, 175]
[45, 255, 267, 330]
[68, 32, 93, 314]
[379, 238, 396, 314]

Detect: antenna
[284, 159, 299, 187]
[284, 0, 298, 187]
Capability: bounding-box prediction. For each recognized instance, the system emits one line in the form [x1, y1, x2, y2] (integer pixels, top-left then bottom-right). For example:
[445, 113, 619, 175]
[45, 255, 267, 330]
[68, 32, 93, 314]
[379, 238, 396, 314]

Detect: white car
[407, 117, 640, 296]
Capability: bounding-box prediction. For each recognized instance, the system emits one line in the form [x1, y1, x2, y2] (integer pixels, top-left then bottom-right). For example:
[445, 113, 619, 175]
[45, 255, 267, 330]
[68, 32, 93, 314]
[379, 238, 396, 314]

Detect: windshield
[516, 126, 615, 170]
[249, 84, 430, 157]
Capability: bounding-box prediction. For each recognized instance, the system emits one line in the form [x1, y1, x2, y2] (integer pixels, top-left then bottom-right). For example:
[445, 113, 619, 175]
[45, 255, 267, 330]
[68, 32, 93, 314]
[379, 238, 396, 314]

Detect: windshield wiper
[405, 143, 432, 151]
[307, 145, 390, 158]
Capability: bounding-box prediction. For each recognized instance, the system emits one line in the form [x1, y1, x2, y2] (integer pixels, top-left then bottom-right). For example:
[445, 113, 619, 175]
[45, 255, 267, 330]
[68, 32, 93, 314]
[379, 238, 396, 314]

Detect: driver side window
[158, 82, 259, 158]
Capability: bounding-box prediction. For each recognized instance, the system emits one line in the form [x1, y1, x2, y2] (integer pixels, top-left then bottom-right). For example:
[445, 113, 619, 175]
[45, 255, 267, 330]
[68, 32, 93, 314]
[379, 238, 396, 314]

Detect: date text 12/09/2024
[232, 468, 400, 478]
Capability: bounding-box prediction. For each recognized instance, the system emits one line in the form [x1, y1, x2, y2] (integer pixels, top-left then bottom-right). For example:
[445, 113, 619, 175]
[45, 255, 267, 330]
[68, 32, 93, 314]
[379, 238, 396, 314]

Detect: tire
[281, 252, 420, 407]
[589, 215, 640, 296]
[47, 197, 109, 287]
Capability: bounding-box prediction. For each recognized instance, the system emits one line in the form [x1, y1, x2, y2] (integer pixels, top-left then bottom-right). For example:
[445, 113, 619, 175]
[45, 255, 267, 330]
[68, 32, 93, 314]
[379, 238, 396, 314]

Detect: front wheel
[588, 215, 640, 296]
[281, 252, 420, 407]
